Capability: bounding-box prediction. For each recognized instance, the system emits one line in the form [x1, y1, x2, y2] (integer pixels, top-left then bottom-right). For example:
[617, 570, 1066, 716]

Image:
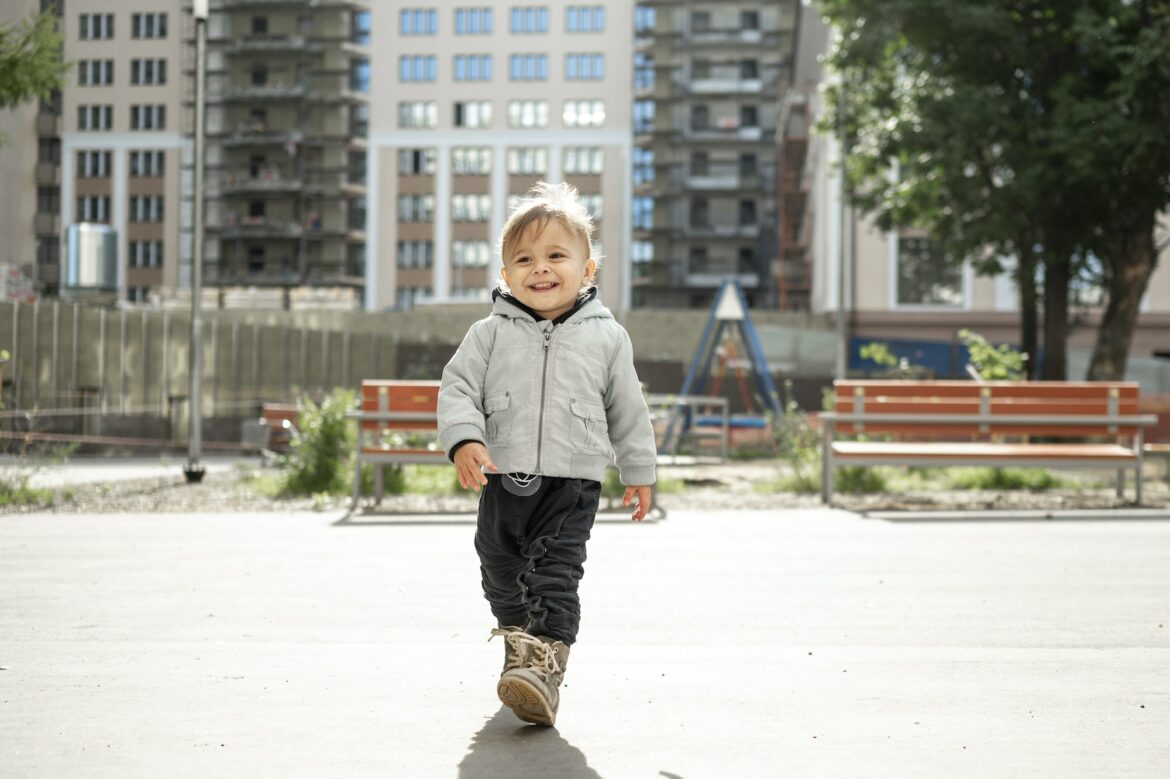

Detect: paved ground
[2, 504, 1168, 778]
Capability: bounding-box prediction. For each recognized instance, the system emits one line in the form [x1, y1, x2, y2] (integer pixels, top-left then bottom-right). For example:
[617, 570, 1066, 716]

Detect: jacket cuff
[441, 424, 485, 459]
[619, 463, 656, 486]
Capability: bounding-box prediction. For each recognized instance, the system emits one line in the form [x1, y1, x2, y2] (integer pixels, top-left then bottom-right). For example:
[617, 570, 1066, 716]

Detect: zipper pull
[544, 330, 552, 349]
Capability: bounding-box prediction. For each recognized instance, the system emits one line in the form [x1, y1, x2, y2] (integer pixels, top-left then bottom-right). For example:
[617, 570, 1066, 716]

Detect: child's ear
[583, 258, 597, 285]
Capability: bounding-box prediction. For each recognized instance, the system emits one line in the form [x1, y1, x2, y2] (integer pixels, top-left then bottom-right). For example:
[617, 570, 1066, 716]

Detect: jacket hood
[491, 288, 612, 325]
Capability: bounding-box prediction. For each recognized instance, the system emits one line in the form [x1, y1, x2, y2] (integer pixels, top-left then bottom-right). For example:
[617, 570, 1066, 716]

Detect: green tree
[0, 7, 67, 127]
[814, 1, 1170, 380]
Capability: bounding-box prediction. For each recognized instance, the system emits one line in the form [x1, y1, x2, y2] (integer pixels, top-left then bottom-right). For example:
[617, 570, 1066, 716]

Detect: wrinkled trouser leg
[474, 475, 600, 645]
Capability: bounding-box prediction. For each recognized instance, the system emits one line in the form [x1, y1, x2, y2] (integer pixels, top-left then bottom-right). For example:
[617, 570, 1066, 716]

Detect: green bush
[945, 467, 1063, 491]
[0, 475, 55, 508]
[835, 465, 890, 494]
[280, 389, 357, 497]
[959, 329, 1027, 380]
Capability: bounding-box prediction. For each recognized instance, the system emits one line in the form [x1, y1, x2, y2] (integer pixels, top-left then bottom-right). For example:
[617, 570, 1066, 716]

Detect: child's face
[501, 218, 596, 321]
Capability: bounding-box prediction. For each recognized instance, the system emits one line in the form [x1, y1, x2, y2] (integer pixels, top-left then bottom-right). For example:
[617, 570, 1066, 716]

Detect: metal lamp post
[184, 0, 208, 483]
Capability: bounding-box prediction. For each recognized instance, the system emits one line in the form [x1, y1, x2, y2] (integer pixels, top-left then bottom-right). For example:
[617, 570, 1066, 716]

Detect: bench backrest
[359, 380, 440, 430]
[832, 380, 1142, 438]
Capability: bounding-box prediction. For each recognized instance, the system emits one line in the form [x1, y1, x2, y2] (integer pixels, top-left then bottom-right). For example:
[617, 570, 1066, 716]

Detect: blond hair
[497, 181, 602, 296]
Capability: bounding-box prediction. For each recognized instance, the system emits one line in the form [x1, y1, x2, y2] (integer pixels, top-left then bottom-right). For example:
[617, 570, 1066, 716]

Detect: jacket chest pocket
[484, 392, 512, 442]
[569, 398, 610, 454]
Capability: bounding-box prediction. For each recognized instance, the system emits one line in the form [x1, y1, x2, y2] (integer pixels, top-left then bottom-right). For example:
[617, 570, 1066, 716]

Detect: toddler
[438, 182, 656, 726]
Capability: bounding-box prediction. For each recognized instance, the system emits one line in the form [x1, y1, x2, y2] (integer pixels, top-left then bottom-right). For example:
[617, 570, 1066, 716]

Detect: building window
[352, 10, 370, 45]
[566, 6, 605, 33]
[130, 150, 165, 177]
[507, 146, 547, 175]
[350, 104, 369, 136]
[400, 8, 438, 35]
[78, 104, 113, 131]
[562, 100, 604, 128]
[396, 240, 434, 269]
[740, 105, 758, 128]
[564, 53, 604, 81]
[398, 55, 436, 82]
[454, 54, 492, 81]
[38, 186, 60, 214]
[452, 147, 492, 175]
[509, 54, 548, 81]
[454, 101, 493, 129]
[77, 195, 111, 223]
[634, 53, 654, 91]
[348, 150, 366, 185]
[563, 146, 603, 175]
[691, 198, 709, 227]
[738, 199, 756, 225]
[130, 104, 166, 130]
[77, 150, 112, 178]
[632, 147, 653, 186]
[398, 194, 435, 222]
[452, 286, 491, 301]
[631, 240, 652, 264]
[398, 148, 436, 175]
[634, 6, 655, 35]
[130, 58, 167, 86]
[633, 99, 654, 134]
[129, 240, 164, 268]
[507, 100, 548, 129]
[348, 243, 366, 277]
[38, 137, 61, 164]
[452, 240, 491, 268]
[741, 10, 760, 30]
[631, 197, 653, 231]
[451, 194, 491, 222]
[79, 13, 114, 40]
[351, 58, 371, 92]
[455, 7, 492, 34]
[396, 286, 432, 310]
[78, 59, 114, 86]
[398, 101, 437, 129]
[251, 16, 268, 35]
[129, 195, 164, 223]
[510, 6, 549, 33]
[131, 13, 167, 39]
[896, 235, 964, 307]
[691, 11, 711, 32]
[128, 286, 151, 304]
[578, 194, 602, 221]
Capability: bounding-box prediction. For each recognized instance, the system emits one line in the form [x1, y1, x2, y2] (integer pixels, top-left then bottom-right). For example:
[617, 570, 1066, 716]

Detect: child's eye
[514, 257, 531, 265]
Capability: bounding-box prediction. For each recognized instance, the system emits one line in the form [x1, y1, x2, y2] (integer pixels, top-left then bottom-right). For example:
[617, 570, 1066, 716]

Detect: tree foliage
[0, 7, 67, 110]
[814, 0, 1170, 379]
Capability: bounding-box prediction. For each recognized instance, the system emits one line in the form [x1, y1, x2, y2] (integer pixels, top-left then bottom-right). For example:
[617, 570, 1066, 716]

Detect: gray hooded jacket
[438, 294, 657, 486]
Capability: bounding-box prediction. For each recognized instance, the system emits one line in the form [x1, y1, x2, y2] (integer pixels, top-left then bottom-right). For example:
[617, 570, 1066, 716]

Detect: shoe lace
[490, 628, 561, 678]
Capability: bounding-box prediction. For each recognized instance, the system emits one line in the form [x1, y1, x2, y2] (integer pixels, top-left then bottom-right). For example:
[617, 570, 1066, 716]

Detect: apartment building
[366, 3, 634, 312]
[46, 1, 185, 303]
[202, 0, 370, 306]
[632, 0, 801, 310]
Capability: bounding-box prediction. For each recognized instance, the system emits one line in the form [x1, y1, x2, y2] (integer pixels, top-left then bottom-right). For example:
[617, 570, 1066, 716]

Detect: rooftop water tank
[63, 223, 118, 302]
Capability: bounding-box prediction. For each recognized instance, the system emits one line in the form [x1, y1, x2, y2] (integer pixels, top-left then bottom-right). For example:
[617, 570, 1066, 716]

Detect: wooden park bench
[349, 380, 446, 507]
[258, 402, 299, 455]
[820, 380, 1157, 504]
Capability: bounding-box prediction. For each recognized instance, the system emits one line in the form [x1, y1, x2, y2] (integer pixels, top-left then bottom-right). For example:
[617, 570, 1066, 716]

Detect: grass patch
[944, 467, 1064, 491]
[0, 479, 57, 508]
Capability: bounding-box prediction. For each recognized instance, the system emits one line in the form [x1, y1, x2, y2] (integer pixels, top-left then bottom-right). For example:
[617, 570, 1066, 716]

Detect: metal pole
[186, 1, 208, 482]
[834, 82, 850, 380]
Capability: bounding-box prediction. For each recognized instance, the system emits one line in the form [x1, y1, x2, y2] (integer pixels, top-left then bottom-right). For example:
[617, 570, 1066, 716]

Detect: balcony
[679, 27, 765, 46]
[35, 163, 60, 186]
[686, 271, 760, 288]
[216, 82, 308, 102]
[36, 113, 60, 135]
[229, 35, 319, 53]
[217, 217, 304, 239]
[221, 168, 308, 194]
[683, 223, 761, 240]
[684, 124, 766, 143]
[35, 213, 60, 235]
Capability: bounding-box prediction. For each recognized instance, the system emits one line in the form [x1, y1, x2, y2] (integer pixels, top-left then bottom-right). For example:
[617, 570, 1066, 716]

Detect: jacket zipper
[535, 325, 554, 473]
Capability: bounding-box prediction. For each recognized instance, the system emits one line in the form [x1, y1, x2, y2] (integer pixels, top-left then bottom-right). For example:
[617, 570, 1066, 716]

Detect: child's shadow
[458, 707, 602, 779]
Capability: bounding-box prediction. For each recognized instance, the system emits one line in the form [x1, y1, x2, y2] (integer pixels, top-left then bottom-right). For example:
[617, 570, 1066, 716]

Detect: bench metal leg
[1116, 469, 1125, 499]
[374, 463, 384, 506]
[352, 458, 362, 510]
[1135, 465, 1143, 505]
[821, 457, 832, 504]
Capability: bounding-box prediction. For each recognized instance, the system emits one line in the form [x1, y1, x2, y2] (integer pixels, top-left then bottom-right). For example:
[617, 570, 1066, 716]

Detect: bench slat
[832, 441, 1137, 461]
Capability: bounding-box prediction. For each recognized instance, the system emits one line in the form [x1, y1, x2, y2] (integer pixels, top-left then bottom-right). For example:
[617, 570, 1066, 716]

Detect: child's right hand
[453, 442, 498, 491]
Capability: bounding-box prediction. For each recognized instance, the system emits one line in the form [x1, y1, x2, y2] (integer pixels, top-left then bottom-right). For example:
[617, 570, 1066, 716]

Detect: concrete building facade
[365, 2, 634, 313]
[632, 0, 801, 310]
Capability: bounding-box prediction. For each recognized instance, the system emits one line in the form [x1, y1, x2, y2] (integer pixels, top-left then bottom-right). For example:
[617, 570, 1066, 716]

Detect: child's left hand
[622, 485, 653, 522]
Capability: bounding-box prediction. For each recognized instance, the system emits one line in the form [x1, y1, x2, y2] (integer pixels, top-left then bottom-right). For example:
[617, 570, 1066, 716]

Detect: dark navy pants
[474, 475, 601, 645]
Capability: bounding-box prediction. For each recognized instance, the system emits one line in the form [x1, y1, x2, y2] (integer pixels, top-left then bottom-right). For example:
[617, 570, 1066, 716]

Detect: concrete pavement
[1, 506, 1168, 777]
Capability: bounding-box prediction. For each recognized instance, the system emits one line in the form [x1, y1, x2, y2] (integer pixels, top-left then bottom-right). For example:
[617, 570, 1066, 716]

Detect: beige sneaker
[491, 631, 570, 727]
[490, 626, 531, 673]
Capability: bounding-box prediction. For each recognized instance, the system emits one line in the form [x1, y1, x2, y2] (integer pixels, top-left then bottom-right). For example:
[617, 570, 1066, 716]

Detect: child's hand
[622, 485, 653, 522]
[453, 442, 498, 491]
